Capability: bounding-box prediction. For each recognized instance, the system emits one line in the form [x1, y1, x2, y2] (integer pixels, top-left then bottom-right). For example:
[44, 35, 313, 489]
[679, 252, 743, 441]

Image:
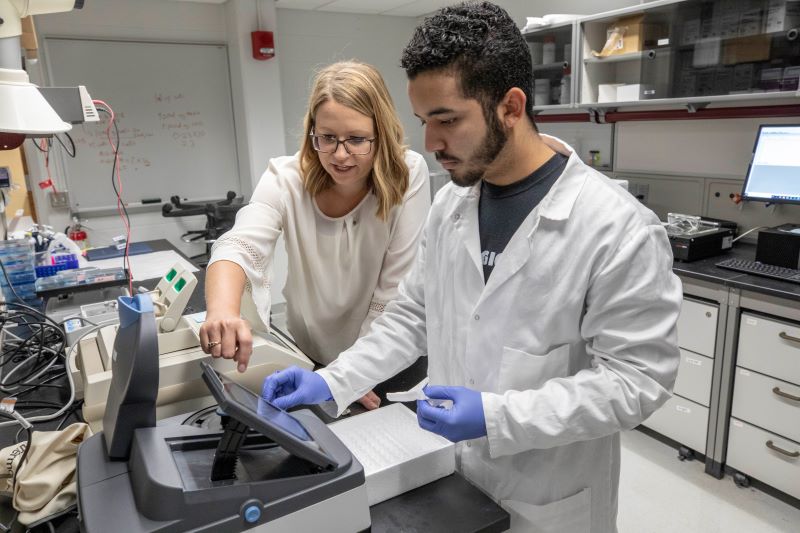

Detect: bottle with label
[543, 36, 556, 64]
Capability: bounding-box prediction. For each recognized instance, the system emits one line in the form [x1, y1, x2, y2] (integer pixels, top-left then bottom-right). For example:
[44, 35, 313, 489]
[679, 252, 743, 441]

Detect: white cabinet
[727, 419, 800, 500]
[644, 395, 709, 453]
[728, 310, 800, 500]
[643, 296, 718, 454]
[674, 349, 714, 406]
[677, 298, 719, 358]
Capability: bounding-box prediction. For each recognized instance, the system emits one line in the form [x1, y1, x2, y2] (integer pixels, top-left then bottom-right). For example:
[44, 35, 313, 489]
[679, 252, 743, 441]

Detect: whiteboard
[44, 38, 240, 212]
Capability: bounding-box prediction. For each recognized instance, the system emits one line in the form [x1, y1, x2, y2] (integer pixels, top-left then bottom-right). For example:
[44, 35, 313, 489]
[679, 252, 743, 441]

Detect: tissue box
[329, 403, 455, 506]
[617, 84, 647, 102]
[598, 83, 623, 103]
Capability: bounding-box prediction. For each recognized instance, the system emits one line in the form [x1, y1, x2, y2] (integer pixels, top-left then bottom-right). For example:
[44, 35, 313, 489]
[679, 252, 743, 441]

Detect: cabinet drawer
[642, 395, 708, 453]
[731, 368, 800, 443]
[738, 313, 800, 386]
[678, 299, 718, 357]
[674, 350, 713, 407]
[727, 418, 800, 501]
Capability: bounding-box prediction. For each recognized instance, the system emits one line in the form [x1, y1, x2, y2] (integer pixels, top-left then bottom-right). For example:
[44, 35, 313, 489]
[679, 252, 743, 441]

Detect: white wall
[26, 0, 287, 266]
[275, 8, 424, 163]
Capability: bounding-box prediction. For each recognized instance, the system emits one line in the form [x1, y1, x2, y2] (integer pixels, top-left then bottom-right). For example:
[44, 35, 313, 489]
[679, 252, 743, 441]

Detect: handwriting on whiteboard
[67, 92, 211, 173]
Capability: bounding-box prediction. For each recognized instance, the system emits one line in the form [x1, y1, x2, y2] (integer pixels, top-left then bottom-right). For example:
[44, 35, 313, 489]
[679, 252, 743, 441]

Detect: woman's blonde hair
[300, 61, 409, 221]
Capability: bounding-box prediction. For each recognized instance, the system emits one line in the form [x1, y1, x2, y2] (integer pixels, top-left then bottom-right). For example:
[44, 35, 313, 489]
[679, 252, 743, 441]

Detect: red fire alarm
[251, 31, 275, 60]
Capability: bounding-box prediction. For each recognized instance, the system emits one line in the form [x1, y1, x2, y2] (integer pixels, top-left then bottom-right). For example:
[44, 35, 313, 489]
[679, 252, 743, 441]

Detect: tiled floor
[619, 429, 800, 533]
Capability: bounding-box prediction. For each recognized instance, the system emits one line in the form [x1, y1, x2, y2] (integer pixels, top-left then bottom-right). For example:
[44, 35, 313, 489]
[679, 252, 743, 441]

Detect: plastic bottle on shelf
[560, 68, 572, 105]
[543, 36, 556, 64]
[534, 78, 551, 106]
[529, 41, 543, 65]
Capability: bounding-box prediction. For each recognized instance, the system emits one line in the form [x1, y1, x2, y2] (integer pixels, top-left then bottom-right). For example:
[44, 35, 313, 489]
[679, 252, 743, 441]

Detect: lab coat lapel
[479, 210, 535, 303]
[449, 185, 484, 281]
[478, 148, 587, 303]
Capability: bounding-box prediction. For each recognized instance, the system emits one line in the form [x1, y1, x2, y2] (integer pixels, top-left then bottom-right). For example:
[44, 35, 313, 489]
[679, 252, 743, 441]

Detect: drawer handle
[778, 331, 800, 344]
[765, 440, 800, 458]
[773, 387, 800, 402]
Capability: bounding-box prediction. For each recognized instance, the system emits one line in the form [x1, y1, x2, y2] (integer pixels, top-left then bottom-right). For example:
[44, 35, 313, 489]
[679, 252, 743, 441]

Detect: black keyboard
[716, 258, 800, 285]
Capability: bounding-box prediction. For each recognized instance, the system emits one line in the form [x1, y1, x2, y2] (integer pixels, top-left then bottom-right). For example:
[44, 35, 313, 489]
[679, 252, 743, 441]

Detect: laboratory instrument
[76, 307, 370, 532]
[665, 213, 737, 262]
[69, 263, 314, 430]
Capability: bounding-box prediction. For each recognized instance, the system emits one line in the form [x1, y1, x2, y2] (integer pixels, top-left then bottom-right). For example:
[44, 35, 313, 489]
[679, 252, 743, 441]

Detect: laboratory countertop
[672, 242, 800, 302]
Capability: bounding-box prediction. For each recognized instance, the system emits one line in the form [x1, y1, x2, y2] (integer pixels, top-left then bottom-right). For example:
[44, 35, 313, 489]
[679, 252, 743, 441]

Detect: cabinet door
[674, 350, 713, 407]
[738, 313, 800, 386]
[678, 299, 718, 358]
[732, 368, 800, 443]
[727, 418, 800, 501]
[643, 395, 708, 453]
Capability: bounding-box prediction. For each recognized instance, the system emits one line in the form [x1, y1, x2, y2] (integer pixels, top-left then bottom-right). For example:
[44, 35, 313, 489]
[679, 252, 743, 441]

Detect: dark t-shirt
[479, 153, 568, 281]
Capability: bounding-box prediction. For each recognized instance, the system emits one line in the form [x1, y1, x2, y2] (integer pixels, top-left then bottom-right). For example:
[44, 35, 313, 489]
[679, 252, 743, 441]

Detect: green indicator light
[166, 269, 177, 282]
[174, 278, 186, 293]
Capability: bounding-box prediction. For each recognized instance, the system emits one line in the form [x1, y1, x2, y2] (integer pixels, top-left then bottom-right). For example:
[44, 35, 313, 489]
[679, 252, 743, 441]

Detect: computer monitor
[741, 124, 800, 205]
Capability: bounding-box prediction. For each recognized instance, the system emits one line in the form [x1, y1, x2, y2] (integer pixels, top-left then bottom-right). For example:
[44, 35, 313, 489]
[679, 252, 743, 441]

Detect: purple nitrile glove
[261, 366, 332, 410]
[416, 385, 487, 442]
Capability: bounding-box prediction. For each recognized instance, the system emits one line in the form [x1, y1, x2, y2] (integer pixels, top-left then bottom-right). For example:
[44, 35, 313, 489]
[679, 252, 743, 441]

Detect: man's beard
[440, 111, 508, 188]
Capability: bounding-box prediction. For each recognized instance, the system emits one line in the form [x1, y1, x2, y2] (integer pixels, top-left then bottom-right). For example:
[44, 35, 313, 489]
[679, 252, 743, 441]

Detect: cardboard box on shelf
[598, 83, 624, 103]
[759, 67, 784, 91]
[782, 65, 800, 90]
[593, 14, 645, 57]
[765, 0, 800, 33]
[713, 66, 734, 94]
[616, 84, 654, 102]
[732, 62, 756, 91]
[722, 34, 771, 64]
[738, 7, 764, 36]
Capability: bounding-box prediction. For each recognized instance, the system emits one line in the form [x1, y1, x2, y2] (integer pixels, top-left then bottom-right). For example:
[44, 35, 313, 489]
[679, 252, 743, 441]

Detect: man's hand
[416, 385, 486, 442]
[357, 390, 381, 410]
[261, 366, 333, 410]
[199, 314, 253, 373]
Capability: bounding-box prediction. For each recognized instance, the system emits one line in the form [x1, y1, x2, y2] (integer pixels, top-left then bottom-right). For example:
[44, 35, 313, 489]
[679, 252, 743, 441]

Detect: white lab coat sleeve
[358, 154, 431, 338]
[483, 223, 682, 457]
[207, 159, 286, 328]
[318, 221, 430, 416]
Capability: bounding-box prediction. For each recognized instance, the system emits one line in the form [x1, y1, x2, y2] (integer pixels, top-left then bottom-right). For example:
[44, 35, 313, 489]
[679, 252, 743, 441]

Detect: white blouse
[208, 150, 431, 365]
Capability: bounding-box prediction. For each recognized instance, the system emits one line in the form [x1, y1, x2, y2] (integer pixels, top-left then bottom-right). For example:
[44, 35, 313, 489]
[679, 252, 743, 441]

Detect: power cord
[0, 398, 32, 490]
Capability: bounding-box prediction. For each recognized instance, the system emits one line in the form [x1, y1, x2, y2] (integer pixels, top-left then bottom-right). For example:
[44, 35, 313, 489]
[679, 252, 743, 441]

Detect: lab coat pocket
[498, 345, 569, 392]
[502, 487, 591, 533]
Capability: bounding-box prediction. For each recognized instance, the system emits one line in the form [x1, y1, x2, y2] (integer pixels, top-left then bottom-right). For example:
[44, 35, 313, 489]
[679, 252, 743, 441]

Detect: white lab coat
[319, 135, 682, 533]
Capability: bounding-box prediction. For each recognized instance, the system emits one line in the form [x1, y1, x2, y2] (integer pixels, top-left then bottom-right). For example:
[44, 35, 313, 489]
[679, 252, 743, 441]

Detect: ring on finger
[206, 341, 220, 349]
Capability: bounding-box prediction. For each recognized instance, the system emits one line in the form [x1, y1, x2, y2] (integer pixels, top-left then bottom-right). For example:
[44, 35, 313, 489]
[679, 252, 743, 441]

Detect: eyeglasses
[310, 133, 376, 155]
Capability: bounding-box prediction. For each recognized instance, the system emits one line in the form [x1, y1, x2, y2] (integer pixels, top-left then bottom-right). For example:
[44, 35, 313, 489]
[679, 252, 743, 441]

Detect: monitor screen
[742, 125, 800, 205]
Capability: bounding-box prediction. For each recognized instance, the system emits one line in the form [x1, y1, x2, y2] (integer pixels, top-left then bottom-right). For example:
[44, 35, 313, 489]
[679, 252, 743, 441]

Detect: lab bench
[643, 242, 800, 506]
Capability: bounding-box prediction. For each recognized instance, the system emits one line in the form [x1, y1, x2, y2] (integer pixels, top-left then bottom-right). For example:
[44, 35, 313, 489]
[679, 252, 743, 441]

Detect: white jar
[534, 78, 551, 106]
[529, 42, 543, 65]
[542, 36, 556, 64]
[560, 74, 571, 104]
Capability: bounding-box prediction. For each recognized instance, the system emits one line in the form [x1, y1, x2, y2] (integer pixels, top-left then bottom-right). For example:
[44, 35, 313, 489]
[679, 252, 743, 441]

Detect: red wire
[93, 99, 133, 295]
[38, 139, 59, 194]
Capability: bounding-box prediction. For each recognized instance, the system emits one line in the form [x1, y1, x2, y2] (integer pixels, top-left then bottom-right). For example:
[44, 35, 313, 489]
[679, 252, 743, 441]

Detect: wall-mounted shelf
[523, 0, 800, 121]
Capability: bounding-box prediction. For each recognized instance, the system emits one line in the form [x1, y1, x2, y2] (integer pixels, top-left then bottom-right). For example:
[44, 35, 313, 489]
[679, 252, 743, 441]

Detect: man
[262, 3, 681, 532]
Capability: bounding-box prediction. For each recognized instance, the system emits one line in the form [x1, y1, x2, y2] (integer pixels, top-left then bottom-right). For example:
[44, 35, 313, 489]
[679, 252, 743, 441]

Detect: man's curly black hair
[400, 1, 536, 128]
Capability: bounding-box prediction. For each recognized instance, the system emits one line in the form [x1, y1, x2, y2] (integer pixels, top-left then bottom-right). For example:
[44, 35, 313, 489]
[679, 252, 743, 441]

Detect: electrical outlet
[49, 191, 70, 208]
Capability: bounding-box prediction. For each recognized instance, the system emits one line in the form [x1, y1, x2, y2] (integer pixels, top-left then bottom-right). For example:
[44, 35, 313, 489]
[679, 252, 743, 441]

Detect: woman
[200, 61, 430, 409]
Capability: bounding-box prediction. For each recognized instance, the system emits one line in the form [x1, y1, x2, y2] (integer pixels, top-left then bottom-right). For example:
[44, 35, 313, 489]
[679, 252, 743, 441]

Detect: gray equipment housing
[76, 410, 371, 532]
